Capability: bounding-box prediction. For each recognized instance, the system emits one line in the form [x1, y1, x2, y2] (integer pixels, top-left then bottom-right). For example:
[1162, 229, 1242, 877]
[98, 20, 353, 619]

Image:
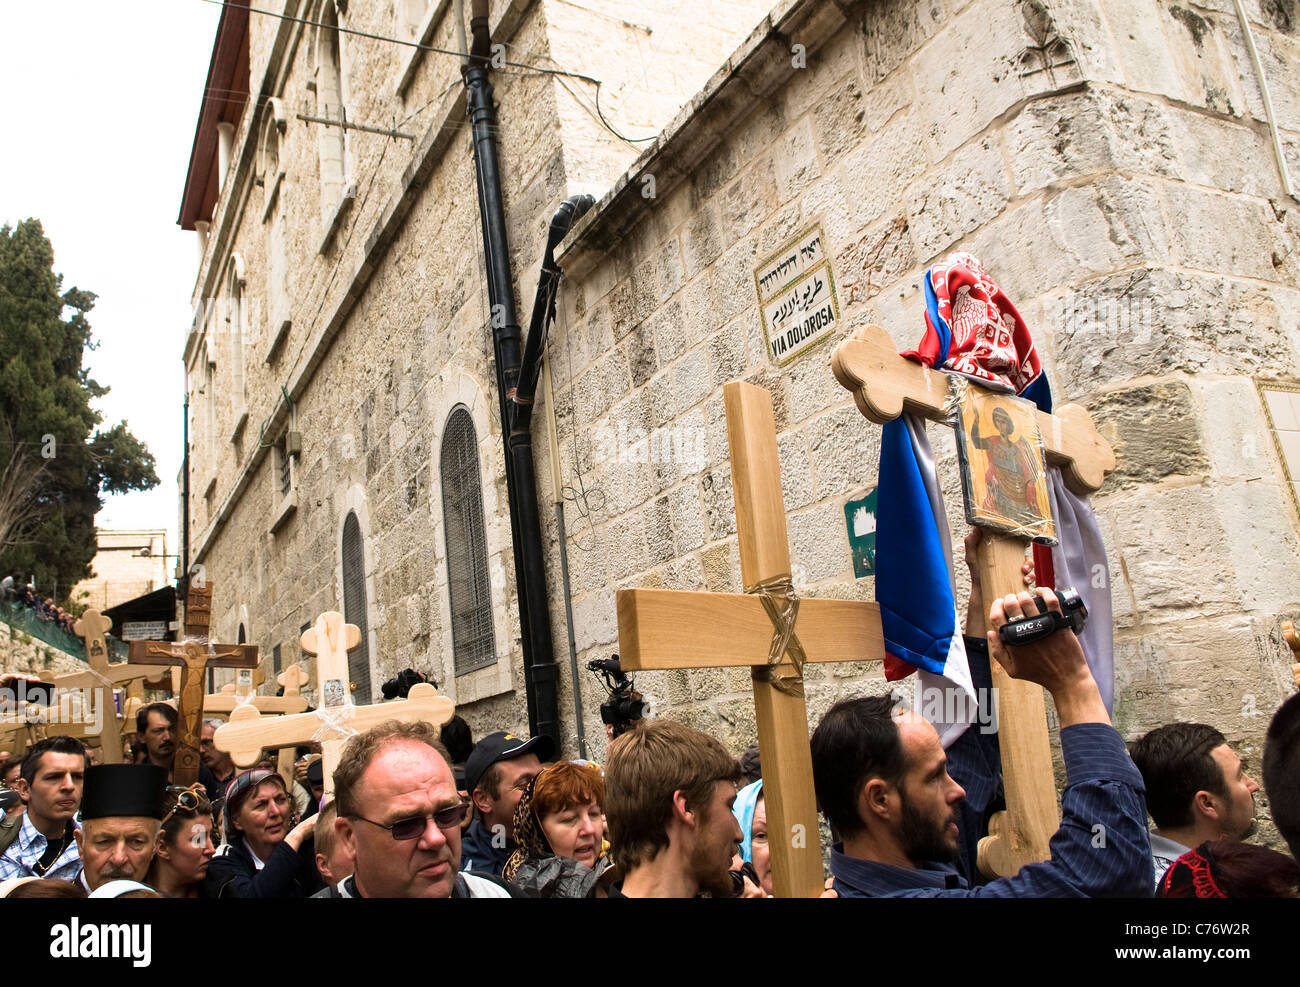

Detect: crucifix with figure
[213, 611, 455, 798]
[127, 582, 259, 786]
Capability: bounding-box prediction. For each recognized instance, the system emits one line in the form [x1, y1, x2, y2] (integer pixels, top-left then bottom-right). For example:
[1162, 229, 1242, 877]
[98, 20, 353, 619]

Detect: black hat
[307, 758, 324, 786]
[80, 764, 167, 820]
[464, 731, 555, 794]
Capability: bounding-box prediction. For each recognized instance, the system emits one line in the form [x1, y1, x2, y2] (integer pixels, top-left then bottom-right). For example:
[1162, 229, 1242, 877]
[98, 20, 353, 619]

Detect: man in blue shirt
[812, 587, 1152, 897]
[0, 736, 87, 882]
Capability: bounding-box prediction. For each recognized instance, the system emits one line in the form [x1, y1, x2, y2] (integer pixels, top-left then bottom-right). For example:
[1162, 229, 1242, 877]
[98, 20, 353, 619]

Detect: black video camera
[997, 588, 1088, 646]
[587, 655, 649, 738]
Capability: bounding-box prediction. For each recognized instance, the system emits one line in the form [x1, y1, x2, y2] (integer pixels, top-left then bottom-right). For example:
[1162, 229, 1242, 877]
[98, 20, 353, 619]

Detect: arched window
[341, 510, 373, 702]
[315, 2, 350, 219]
[259, 99, 291, 355]
[440, 406, 495, 674]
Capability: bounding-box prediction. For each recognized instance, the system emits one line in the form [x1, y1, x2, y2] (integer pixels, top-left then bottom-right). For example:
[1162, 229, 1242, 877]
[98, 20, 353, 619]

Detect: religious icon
[323, 678, 347, 708]
[951, 377, 1057, 544]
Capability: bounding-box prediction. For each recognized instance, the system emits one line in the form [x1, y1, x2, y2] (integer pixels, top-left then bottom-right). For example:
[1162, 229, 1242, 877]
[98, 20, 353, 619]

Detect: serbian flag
[876, 414, 976, 747]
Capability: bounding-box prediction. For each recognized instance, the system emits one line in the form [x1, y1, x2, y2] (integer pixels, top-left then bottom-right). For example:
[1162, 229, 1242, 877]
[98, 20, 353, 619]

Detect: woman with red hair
[502, 760, 611, 897]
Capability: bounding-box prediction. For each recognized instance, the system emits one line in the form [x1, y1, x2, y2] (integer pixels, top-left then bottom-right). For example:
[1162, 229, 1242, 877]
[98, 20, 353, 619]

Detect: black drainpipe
[463, 5, 559, 747]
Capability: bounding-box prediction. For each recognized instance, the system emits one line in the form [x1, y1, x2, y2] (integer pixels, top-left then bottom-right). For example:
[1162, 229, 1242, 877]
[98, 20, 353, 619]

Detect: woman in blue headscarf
[731, 779, 772, 897]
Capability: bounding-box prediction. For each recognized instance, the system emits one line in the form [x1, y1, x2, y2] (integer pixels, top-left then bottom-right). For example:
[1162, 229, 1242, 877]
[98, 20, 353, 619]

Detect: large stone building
[178, 0, 1300, 815]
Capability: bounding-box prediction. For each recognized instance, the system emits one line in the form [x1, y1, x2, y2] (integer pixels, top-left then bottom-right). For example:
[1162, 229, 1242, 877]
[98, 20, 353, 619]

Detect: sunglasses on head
[351, 801, 469, 840]
[162, 784, 205, 826]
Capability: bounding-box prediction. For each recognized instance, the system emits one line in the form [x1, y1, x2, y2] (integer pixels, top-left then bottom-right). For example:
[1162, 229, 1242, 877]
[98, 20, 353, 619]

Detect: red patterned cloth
[904, 251, 1042, 394]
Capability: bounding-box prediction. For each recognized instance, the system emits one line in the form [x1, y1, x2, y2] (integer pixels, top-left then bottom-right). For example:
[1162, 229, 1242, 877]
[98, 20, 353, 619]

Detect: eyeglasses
[350, 802, 469, 840]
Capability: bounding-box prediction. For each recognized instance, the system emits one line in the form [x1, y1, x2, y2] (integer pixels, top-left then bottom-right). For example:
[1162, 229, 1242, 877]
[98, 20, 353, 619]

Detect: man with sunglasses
[317, 721, 523, 897]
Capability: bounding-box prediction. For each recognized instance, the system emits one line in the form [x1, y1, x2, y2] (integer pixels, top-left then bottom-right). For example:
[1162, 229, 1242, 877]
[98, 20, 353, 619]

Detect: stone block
[1048, 268, 1300, 393]
[773, 115, 823, 204]
[1163, 183, 1286, 280]
[1085, 380, 1209, 490]
[860, 0, 950, 84]
[907, 136, 1011, 262]
[669, 481, 708, 555]
[836, 115, 929, 231]
[1194, 377, 1278, 482]
[1100, 484, 1239, 619]
[700, 462, 738, 541]
[708, 315, 752, 386]
[788, 499, 851, 583]
[837, 214, 916, 311]
[681, 204, 724, 280]
[711, 236, 761, 322]
[701, 540, 741, 593]
[672, 345, 713, 412]
[812, 75, 868, 164]
[808, 403, 883, 502]
[778, 428, 815, 509]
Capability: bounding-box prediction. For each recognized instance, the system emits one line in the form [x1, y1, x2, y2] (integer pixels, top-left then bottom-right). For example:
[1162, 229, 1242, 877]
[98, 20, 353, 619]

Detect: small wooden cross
[128, 637, 259, 786]
[832, 322, 1115, 876]
[617, 381, 885, 898]
[71, 608, 159, 764]
[203, 664, 308, 717]
[212, 612, 455, 798]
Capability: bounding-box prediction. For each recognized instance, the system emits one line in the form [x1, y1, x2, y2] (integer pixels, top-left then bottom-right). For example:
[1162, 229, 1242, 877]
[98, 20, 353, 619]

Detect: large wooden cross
[213, 612, 454, 798]
[832, 322, 1115, 876]
[617, 381, 884, 898]
[128, 636, 259, 786]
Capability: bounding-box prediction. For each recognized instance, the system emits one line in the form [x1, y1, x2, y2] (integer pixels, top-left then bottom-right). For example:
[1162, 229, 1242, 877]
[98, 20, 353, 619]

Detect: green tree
[0, 219, 159, 601]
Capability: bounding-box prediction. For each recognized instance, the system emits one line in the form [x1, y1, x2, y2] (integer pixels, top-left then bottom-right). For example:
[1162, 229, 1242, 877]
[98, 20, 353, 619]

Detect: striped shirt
[831, 722, 1154, 897]
[0, 814, 82, 883]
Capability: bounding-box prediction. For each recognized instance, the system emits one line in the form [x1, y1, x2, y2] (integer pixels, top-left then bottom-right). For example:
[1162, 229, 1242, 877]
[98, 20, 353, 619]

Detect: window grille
[440, 407, 496, 675]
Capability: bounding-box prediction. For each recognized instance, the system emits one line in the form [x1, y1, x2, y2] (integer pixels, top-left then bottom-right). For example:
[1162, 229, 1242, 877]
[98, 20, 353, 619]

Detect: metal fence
[0, 602, 130, 663]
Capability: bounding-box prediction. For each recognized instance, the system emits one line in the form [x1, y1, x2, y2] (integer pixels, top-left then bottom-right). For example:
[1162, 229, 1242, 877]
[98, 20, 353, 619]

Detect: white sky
[1, 0, 221, 576]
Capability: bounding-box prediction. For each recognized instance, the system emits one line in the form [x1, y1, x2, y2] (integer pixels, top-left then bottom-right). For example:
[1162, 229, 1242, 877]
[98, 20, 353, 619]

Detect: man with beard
[1130, 722, 1261, 890]
[603, 720, 744, 898]
[73, 763, 167, 892]
[138, 704, 222, 800]
[812, 588, 1152, 897]
[316, 721, 521, 897]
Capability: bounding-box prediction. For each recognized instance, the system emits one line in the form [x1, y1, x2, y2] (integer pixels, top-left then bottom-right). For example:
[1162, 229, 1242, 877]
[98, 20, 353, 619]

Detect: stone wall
[0, 621, 87, 679]
[183, 0, 773, 727]
[549, 0, 1300, 795]
[181, 0, 1300, 839]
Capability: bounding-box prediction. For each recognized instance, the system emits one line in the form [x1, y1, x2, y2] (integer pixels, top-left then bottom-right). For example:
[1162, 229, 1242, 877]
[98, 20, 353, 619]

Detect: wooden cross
[832, 322, 1115, 876]
[213, 612, 455, 798]
[205, 664, 310, 792]
[203, 664, 308, 717]
[71, 608, 159, 764]
[128, 638, 258, 786]
[617, 381, 884, 898]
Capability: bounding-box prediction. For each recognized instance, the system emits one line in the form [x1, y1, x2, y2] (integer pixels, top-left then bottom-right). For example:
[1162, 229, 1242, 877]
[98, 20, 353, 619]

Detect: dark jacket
[203, 833, 323, 898]
[460, 817, 512, 876]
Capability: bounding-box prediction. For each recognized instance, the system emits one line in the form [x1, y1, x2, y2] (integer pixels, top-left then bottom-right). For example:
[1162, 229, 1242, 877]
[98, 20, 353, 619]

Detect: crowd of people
[0, 554, 1296, 898]
[0, 577, 78, 635]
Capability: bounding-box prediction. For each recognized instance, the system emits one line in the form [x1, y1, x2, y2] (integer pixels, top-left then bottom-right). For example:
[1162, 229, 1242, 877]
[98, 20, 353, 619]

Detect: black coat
[203, 833, 323, 898]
